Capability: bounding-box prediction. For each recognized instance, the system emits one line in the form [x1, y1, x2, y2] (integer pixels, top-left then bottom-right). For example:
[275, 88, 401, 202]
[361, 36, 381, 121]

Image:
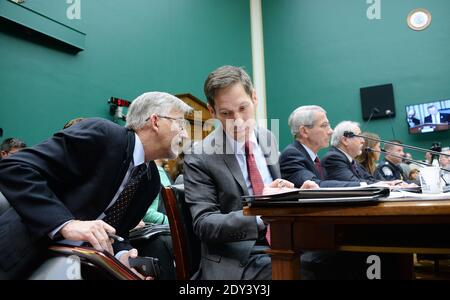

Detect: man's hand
[268, 178, 295, 189]
[263, 179, 295, 195]
[118, 249, 153, 280]
[133, 220, 146, 230]
[300, 180, 319, 189]
[60, 220, 115, 255]
[383, 180, 403, 186]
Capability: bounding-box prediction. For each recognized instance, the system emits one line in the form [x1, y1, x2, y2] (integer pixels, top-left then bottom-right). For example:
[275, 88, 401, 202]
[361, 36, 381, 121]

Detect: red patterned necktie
[244, 141, 270, 244]
[314, 157, 324, 180]
[103, 164, 148, 229]
[244, 141, 265, 195]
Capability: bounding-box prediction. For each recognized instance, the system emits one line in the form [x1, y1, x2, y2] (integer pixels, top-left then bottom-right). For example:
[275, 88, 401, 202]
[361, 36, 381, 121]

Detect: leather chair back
[160, 184, 200, 280]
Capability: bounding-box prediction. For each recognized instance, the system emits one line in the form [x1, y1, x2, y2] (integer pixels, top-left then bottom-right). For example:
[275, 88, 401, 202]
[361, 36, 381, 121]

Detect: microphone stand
[344, 131, 450, 158]
[362, 107, 380, 132]
[386, 110, 396, 139]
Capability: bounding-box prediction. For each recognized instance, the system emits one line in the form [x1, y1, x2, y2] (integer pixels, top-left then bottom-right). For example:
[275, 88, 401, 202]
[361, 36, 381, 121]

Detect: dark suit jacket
[0, 118, 160, 276]
[321, 146, 377, 184]
[184, 126, 279, 280]
[424, 113, 450, 124]
[279, 141, 359, 188]
[407, 117, 420, 127]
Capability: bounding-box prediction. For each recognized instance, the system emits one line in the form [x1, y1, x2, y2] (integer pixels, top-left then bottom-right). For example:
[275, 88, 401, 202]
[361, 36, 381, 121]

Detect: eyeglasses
[146, 115, 189, 129]
[304, 122, 331, 129]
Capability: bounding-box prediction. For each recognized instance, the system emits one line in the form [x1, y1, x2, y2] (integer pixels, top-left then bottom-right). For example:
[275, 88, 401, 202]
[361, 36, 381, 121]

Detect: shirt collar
[337, 147, 353, 163]
[300, 143, 317, 162]
[225, 130, 258, 155]
[133, 133, 146, 167]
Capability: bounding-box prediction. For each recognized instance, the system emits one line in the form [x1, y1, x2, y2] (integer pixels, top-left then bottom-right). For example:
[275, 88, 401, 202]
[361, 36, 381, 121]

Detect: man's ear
[299, 125, 308, 139]
[207, 103, 216, 118]
[251, 89, 258, 106]
[147, 114, 159, 131]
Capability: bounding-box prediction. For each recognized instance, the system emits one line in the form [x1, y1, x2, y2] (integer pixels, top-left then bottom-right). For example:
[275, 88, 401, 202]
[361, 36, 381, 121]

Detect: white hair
[125, 92, 192, 130]
[330, 121, 360, 147]
[288, 105, 326, 137]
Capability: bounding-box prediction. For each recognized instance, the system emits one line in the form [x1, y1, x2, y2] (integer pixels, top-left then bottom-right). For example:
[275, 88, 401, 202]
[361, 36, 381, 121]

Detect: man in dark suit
[424, 105, 450, 124]
[0, 92, 192, 279]
[280, 105, 360, 188]
[406, 108, 420, 128]
[322, 121, 379, 184]
[184, 66, 317, 280]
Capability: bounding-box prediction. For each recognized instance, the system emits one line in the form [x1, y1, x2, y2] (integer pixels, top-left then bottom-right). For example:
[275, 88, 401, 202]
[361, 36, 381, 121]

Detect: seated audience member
[173, 152, 185, 184]
[143, 159, 171, 225]
[355, 132, 381, 175]
[280, 105, 360, 187]
[0, 138, 27, 159]
[322, 121, 378, 184]
[440, 149, 450, 185]
[375, 140, 409, 181]
[409, 168, 420, 181]
[423, 151, 432, 164]
[184, 65, 317, 280]
[0, 92, 192, 279]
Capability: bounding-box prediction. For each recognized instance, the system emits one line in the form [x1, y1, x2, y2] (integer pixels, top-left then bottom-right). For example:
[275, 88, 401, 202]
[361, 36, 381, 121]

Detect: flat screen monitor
[405, 99, 450, 134]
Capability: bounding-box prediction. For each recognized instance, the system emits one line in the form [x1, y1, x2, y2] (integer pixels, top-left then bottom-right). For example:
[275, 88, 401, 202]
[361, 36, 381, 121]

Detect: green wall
[263, 0, 450, 159]
[0, 0, 252, 145]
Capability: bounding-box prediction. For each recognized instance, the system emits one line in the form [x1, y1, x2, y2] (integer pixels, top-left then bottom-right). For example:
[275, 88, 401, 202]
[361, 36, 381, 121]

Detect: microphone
[385, 110, 396, 139]
[365, 147, 450, 173]
[362, 107, 380, 132]
[343, 131, 450, 158]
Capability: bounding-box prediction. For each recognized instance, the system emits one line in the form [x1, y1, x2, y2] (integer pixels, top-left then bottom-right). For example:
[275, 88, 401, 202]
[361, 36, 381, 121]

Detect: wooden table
[244, 198, 450, 279]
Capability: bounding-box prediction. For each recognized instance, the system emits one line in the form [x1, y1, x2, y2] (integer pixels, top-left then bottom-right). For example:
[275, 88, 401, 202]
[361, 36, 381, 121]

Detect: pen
[108, 233, 124, 242]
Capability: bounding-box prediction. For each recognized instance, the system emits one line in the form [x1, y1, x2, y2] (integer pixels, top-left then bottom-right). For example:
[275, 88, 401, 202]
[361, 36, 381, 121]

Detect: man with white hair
[322, 121, 378, 183]
[280, 106, 361, 187]
[0, 92, 192, 279]
[440, 149, 450, 185]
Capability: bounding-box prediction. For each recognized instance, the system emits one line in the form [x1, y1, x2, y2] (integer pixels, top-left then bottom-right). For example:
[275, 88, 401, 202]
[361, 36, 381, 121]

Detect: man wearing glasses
[0, 92, 191, 279]
[280, 105, 360, 188]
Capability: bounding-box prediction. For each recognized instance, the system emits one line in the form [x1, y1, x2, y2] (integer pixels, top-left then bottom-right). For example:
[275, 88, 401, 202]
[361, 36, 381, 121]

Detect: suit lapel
[256, 128, 280, 179]
[295, 141, 320, 178]
[334, 147, 359, 177]
[215, 128, 249, 196]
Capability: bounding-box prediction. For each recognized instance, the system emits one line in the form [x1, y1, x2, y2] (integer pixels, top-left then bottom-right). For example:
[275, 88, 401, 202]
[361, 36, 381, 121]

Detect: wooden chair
[160, 184, 200, 280]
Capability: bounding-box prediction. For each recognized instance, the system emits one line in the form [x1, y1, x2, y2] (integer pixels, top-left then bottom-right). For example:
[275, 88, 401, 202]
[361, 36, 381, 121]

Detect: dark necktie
[314, 157, 324, 180]
[245, 141, 265, 196]
[351, 161, 359, 177]
[103, 163, 148, 229]
[245, 141, 270, 244]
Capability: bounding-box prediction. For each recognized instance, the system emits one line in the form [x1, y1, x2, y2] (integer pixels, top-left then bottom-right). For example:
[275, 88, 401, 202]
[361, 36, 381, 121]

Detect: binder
[48, 245, 140, 280]
[128, 223, 171, 241]
[242, 186, 390, 207]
